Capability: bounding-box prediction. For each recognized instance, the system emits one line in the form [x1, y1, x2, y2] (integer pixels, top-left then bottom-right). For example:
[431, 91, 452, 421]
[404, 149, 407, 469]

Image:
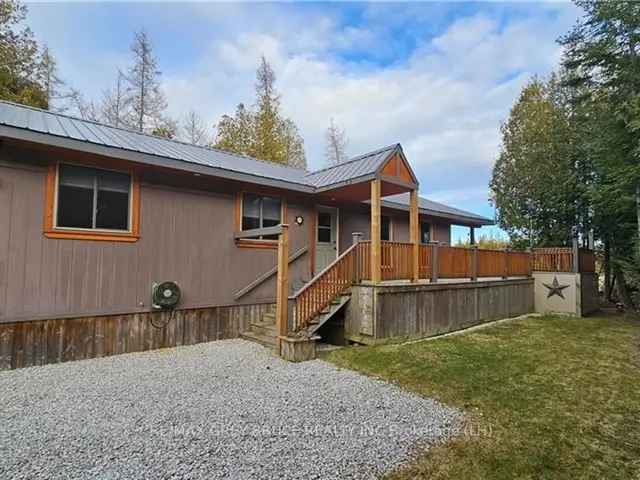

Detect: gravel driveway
[0, 339, 460, 480]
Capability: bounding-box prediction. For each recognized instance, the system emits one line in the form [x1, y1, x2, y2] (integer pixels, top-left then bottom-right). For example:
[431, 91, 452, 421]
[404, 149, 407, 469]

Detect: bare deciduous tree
[40, 45, 76, 112]
[101, 70, 130, 128]
[69, 89, 100, 121]
[182, 110, 209, 145]
[325, 117, 348, 165]
[125, 29, 167, 132]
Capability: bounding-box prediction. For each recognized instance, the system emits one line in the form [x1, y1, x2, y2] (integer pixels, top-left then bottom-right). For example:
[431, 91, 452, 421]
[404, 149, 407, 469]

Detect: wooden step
[240, 330, 277, 349]
[262, 312, 276, 323]
[250, 321, 277, 337]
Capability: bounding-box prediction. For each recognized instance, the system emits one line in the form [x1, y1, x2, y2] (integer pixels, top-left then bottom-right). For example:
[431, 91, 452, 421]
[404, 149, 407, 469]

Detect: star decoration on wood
[543, 276, 570, 299]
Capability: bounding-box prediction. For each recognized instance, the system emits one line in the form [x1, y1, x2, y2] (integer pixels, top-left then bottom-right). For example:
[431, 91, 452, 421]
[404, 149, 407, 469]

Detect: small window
[317, 212, 332, 243]
[420, 222, 431, 244]
[381, 216, 391, 241]
[56, 164, 131, 231]
[241, 193, 282, 240]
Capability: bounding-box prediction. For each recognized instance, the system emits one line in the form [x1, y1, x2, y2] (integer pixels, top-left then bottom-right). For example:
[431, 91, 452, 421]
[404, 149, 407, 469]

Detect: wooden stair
[306, 293, 351, 335]
[240, 311, 278, 349]
[240, 293, 351, 349]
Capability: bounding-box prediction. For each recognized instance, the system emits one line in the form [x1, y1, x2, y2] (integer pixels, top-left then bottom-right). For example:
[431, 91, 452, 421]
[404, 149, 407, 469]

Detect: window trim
[235, 191, 286, 249]
[44, 162, 141, 242]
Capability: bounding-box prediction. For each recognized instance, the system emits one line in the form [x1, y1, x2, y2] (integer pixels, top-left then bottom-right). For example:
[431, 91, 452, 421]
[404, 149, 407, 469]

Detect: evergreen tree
[560, 0, 640, 307]
[0, 0, 47, 108]
[214, 103, 254, 154]
[214, 56, 307, 168]
[490, 75, 585, 247]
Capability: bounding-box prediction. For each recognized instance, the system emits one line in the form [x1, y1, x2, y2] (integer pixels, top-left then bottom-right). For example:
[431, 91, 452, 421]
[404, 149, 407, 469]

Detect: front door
[315, 207, 338, 272]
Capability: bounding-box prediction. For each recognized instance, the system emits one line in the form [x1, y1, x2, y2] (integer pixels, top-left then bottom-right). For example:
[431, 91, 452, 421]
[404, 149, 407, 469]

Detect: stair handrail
[290, 241, 368, 331]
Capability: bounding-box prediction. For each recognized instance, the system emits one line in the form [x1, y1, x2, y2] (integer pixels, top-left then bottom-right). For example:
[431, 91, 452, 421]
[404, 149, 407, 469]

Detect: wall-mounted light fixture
[294, 215, 304, 226]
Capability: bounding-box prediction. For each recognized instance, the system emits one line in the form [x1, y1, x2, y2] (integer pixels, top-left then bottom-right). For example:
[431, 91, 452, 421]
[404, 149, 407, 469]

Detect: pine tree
[125, 29, 167, 132]
[325, 117, 348, 165]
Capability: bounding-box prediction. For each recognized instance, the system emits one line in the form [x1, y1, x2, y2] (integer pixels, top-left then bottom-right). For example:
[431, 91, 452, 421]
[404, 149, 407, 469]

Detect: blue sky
[25, 1, 582, 242]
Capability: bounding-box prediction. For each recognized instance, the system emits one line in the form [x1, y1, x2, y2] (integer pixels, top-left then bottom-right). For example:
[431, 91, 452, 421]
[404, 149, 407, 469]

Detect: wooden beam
[276, 224, 290, 354]
[371, 179, 381, 284]
[410, 189, 420, 282]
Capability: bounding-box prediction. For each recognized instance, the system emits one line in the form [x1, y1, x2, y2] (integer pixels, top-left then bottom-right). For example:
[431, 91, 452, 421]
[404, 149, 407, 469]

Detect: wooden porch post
[371, 179, 382, 284]
[410, 189, 419, 282]
[276, 224, 289, 353]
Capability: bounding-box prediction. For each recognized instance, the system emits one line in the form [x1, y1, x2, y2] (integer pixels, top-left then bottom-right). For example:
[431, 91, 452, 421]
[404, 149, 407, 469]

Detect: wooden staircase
[240, 294, 352, 349]
[240, 310, 278, 349]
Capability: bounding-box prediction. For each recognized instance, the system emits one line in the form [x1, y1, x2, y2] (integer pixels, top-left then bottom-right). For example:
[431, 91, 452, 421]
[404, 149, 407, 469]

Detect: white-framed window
[241, 193, 282, 240]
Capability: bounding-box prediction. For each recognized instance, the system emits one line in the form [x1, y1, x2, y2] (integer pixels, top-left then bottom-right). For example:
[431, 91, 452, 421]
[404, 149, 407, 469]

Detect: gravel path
[0, 340, 461, 480]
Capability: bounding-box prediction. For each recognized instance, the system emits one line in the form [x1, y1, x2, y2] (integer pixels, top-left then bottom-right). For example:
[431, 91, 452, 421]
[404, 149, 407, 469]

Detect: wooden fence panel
[508, 251, 531, 276]
[419, 244, 432, 280]
[438, 246, 473, 278]
[532, 248, 573, 272]
[477, 249, 506, 278]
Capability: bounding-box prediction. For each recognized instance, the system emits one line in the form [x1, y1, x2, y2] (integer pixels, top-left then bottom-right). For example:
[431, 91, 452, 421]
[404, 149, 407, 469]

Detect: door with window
[315, 207, 338, 272]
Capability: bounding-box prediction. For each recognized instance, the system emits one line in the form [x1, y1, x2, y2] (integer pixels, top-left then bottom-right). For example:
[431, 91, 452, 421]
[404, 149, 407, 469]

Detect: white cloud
[27, 2, 580, 218]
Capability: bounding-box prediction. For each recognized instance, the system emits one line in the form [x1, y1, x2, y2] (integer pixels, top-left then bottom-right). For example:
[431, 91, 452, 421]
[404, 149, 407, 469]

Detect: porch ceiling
[315, 177, 414, 203]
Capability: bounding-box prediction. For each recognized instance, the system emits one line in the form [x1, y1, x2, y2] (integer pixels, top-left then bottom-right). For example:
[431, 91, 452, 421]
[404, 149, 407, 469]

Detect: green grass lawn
[325, 314, 640, 479]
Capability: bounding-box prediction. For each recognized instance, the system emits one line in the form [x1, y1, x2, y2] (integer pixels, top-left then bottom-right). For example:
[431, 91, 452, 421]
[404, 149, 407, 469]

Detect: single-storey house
[0, 100, 494, 366]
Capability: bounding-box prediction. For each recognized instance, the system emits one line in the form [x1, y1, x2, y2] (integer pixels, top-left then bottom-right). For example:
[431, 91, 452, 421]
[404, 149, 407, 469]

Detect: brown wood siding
[0, 154, 312, 324]
[0, 303, 274, 370]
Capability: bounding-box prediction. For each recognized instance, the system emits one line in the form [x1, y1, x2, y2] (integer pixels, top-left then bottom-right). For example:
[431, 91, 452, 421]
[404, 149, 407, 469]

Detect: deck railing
[290, 241, 593, 331]
[531, 247, 595, 273]
[291, 242, 367, 331]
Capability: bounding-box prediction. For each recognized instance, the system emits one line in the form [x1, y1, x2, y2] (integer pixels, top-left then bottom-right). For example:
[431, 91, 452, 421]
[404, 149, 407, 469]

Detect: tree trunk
[636, 183, 640, 253]
[613, 262, 635, 310]
[604, 237, 612, 301]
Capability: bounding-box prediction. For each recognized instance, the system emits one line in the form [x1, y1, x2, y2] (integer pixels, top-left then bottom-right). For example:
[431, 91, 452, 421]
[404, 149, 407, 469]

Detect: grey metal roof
[0, 100, 311, 190]
[381, 192, 494, 226]
[304, 144, 400, 189]
[0, 100, 491, 225]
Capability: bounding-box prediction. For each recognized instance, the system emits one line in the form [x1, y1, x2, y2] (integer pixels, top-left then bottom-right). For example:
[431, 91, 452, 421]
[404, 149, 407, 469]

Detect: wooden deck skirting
[345, 278, 534, 344]
[0, 303, 275, 371]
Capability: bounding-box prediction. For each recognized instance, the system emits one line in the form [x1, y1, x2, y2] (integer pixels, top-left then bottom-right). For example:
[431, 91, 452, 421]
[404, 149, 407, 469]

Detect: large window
[241, 193, 282, 240]
[57, 164, 131, 231]
[381, 216, 392, 241]
[420, 222, 431, 244]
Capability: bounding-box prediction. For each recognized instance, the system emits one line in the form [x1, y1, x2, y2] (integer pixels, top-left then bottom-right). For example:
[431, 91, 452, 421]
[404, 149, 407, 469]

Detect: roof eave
[0, 124, 315, 194]
[379, 199, 494, 227]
